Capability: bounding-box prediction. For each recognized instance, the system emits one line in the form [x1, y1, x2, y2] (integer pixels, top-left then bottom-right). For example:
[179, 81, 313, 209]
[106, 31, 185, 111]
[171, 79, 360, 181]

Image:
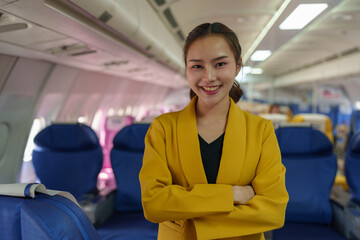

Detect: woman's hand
[232, 185, 255, 205]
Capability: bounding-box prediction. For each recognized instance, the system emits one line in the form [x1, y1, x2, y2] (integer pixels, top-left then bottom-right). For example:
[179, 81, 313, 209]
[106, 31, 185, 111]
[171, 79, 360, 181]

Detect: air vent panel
[98, 11, 112, 23]
[163, 8, 178, 28]
[46, 43, 96, 57]
[0, 23, 27, 33]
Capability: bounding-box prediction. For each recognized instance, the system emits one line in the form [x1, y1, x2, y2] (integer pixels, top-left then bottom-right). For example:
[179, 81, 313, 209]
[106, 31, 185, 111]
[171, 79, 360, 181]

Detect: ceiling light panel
[251, 50, 272, 61]
[279, 3, 328, 30]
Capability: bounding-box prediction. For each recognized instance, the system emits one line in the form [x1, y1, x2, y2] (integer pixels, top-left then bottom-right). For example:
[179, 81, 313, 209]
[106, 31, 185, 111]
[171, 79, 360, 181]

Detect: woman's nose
[204, 66, 216, 81]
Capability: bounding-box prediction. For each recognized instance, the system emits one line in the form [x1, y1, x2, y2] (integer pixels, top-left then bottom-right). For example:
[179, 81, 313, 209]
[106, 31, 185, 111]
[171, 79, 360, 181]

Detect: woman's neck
[196, 97, 230, 120]
[195, 97, 230, 143]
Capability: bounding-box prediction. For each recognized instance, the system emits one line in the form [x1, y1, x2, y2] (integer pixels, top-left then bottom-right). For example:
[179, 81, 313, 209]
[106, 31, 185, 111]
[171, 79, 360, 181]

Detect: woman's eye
[215, 62, 226, 67]
[191, 65, 202, 69]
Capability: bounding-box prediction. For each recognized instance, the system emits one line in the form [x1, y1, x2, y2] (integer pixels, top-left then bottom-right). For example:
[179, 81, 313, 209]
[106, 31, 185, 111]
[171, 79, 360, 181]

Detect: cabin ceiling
[0, 0, 360, 90]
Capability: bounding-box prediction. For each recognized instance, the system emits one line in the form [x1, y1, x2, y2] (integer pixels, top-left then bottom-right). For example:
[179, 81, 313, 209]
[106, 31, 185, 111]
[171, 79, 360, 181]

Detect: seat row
[0, 123, 155, 239]
[1, 123, 360, 239]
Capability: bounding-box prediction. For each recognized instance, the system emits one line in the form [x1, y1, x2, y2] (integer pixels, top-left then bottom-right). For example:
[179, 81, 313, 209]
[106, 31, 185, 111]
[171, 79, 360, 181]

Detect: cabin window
[0, 123, 9, 163]
[19, 118, 45, 183]
[23, 118, 46, 163]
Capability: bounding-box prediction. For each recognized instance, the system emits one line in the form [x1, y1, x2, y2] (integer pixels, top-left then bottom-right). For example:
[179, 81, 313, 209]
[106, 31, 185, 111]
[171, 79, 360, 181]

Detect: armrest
[78, 190, 115, 226]
[330, 185, 360, 239]
[331, 185, 351, 208]
[264, 231, 273, 240]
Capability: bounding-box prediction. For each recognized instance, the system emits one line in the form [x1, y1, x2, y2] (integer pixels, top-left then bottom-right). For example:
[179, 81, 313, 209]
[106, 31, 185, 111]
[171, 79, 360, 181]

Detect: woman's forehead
[187, 35, 233, 60]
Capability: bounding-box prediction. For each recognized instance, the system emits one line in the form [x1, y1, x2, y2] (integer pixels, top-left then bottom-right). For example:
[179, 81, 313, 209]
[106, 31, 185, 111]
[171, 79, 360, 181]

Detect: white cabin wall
[39, 64, 172, 125]
[0, 55, 53, 183]
[57, 70, 113, 123]
[342, 77, 360, 104]
[99, 77, 170, 119]
[0, 51, 174, 183]
[35, 65, 80, 125]
[0, 54, 17, 91]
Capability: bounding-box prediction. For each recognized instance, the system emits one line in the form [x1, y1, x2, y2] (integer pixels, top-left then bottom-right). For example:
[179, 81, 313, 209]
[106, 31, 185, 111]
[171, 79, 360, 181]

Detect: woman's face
[186, 35, 241, 107]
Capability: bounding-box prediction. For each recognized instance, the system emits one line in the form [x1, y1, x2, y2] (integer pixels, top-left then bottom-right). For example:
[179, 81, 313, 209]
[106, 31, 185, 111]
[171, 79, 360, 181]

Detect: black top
[198, 133, 225, 184]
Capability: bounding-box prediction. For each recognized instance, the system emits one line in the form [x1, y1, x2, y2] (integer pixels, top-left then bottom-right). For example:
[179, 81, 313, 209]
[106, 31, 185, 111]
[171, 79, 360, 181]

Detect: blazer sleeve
[139, 118, 234, 223]
[193, 121, 289, 240]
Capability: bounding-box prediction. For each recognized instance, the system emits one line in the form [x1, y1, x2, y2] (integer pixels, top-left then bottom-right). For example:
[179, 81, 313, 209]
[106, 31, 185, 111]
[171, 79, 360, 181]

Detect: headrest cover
[276, 126, 332, 155]
[351, 131, 360, 154]
[34, 124, 100, 151]
[352, 110, 360, 132]
[113, 124, 150, 152]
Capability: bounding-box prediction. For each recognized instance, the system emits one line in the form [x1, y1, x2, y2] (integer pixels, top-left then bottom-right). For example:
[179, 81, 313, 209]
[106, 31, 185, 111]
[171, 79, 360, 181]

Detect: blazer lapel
[216, 99, 246, 185]
[177, 97, 208, 185]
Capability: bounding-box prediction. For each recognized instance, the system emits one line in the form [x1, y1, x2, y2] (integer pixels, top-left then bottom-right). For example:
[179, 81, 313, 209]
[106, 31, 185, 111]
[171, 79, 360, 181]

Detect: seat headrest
[34, 124, 100, 151]
[350, 131, 360, 154]
[275, 126, 332, 155]
[113, 124, 150, 152]
[352, 110, 360, 132]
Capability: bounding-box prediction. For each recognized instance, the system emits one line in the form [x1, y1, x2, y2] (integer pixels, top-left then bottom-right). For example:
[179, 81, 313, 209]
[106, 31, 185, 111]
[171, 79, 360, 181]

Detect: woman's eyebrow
[188, 59, 203, 62]
[188, 56, 229, 62]
[213, 56, 229, 61]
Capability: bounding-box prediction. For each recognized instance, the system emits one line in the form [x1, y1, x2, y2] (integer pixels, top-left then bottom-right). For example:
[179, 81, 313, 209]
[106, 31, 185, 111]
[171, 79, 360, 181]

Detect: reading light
[251, 68, 263, 74]
[235, 66, 251, 82]
[243, 66, 252, 74]
[356, 101, 360, 110]
[250, 50, 272, 61]
[279, 3, 328, 30]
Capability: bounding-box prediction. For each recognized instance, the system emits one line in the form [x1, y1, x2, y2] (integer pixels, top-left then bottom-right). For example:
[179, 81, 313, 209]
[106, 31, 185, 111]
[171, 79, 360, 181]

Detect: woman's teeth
[202, 86, 220, 91]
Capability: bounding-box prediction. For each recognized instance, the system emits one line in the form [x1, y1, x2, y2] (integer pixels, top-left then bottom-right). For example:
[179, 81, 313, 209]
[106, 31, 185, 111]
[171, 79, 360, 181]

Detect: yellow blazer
[139, 97, 288, 240]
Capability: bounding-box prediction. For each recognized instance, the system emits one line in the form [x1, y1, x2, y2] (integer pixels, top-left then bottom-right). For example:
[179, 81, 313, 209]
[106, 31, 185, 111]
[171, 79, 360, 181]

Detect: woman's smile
[201, 85, 222, 95]
[186, 35, 240, 107]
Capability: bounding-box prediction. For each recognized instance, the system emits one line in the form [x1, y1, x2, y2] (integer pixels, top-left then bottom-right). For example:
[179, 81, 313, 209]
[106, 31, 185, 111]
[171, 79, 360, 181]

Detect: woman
[139, 22, 288, 240]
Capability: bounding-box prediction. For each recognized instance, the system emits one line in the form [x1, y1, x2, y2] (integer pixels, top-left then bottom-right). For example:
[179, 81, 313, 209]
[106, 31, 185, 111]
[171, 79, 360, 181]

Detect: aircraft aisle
[1, 0, 360, 239]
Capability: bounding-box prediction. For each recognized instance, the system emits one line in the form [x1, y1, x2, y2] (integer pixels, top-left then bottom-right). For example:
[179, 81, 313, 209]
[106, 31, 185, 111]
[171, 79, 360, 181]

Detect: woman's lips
[201, 85, 222, 95]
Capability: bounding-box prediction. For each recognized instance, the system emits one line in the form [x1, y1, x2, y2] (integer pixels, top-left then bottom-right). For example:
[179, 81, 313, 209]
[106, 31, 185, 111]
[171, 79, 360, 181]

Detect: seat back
[275, 126, 337, 224]
[0, 183, 99, 240]
[111, 124, 150, 211]
[292, 113, 334, 143]
[259, 113, 288, 129]
[345, 131, 360, 202]
[349, 110, 360, 137]
[32, 123, 103, 198]
[317, 105, 338, 131]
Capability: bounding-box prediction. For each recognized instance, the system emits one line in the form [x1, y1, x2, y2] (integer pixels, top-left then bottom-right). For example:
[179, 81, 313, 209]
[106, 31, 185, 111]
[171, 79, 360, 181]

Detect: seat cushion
[96, 211, 158, 240]
[273, 222, 346, 240]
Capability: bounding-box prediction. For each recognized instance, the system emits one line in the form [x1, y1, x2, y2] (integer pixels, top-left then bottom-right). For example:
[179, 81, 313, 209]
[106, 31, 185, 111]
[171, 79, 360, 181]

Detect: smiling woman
[186, 35, 240, 112]
[185, 23, 243, 105]
[139, 22, 289, 240]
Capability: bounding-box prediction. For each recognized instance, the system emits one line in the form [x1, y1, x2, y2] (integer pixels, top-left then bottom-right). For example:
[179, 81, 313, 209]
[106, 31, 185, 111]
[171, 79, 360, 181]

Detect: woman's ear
[236, 57, 242, 75]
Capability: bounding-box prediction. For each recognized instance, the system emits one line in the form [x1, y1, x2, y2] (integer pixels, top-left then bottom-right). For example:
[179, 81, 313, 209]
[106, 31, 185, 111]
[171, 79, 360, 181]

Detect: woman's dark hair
[184, 22, 243, 103]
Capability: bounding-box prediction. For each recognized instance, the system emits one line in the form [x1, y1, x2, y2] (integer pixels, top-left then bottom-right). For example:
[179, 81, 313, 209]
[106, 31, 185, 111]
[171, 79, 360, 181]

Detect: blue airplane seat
[273, 126, 346, 240]
[345, 131, 360, 203]
[96, 123, 158, 240]
[32, 123, 103, 199]
[340, 130, 360, 239]
[349, 110, 360, 140]
[352, 110, 360, 131]
[0, 183, 99, 240]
